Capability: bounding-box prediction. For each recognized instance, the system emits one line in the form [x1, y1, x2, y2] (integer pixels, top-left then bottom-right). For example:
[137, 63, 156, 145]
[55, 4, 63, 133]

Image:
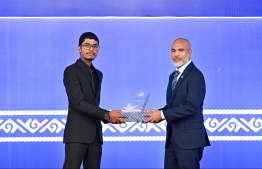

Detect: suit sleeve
[163, 71, 206, 123]
[159, 73, 173, 111]
[63, 66, 108, 120]
[160, 105, 168, 110]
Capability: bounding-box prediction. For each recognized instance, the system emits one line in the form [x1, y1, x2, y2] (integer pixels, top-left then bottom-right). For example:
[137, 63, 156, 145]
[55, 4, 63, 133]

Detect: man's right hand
[109, 110, 129, 124]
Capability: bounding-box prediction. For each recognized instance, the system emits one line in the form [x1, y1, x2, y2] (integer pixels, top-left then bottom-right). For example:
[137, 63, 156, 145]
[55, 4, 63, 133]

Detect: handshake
[108, 109, 162, 124]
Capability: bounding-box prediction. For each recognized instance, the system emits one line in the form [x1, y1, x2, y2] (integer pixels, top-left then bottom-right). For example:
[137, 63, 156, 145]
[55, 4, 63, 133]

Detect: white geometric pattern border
[1, 136, 262, 142]
[1, 109, 262, 115]
[1, 110, 262, 142]
[203, 109, 262, 114]
[0, 110, 68, 116]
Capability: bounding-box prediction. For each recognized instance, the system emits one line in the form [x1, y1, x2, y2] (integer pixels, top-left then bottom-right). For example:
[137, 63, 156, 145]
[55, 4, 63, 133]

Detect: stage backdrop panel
[1, 0, 262, 16]
[0, 17, 262, 168]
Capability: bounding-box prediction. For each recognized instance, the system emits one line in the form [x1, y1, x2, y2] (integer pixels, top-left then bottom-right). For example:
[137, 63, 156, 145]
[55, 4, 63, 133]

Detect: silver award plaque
[119, 111, 152, 122]
[120, 93, 152, 122]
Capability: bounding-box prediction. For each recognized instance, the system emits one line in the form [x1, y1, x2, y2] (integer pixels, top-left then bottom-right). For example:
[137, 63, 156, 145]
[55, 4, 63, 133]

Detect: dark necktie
[89, 68, 98, 93]
[171, 70, 180, 92]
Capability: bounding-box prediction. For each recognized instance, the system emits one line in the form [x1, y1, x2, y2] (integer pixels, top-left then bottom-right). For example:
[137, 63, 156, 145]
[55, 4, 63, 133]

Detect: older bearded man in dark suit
[144, 38, 210, 169]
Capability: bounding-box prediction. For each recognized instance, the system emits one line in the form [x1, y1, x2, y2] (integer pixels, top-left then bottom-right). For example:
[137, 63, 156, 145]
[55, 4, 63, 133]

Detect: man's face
[78, 38, 99, 61]
[171, 39, 192, 68]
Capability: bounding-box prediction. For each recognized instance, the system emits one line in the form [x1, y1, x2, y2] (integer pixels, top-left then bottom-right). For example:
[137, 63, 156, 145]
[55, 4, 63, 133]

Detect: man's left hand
[143, 109, 162, 123]
[109, 110, 129, 124]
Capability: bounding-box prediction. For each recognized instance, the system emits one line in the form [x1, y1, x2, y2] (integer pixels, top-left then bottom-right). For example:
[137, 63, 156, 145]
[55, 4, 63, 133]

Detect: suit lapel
[170, 62, 195, 105]
[166, 72, 174, 106]
[94, 67, 102, 98]
[75, 59, 96, 94]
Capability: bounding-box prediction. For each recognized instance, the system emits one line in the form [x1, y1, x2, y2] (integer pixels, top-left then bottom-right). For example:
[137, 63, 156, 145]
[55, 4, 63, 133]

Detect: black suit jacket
[162, 61, 210, 149]
[63, 59, 108, 144]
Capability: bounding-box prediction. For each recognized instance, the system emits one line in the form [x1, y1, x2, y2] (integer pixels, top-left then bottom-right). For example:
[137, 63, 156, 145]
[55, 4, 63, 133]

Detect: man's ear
[189, 50, 192, 58]
[77, 46, 81, 53]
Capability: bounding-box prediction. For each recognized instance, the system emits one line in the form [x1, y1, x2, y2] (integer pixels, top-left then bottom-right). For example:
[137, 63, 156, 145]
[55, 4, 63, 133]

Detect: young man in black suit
[63, 32, 128, 169]
[144, 38, 210, 169]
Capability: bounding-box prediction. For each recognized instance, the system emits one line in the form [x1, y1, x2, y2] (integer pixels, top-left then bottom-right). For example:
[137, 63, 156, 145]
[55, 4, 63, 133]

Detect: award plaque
[119, 111, 152, 122]
[120, 93, 152, 122]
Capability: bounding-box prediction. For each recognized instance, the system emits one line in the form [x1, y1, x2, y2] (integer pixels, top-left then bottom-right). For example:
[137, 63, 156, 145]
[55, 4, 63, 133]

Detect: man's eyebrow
[83, 43, 98, 45]
[171, 48, 184, 50]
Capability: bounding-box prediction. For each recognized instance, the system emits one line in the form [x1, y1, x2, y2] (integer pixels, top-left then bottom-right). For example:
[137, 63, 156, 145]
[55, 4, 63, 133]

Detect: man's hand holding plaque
[109, 110, 129, 124]
[142, 109, 162, 123]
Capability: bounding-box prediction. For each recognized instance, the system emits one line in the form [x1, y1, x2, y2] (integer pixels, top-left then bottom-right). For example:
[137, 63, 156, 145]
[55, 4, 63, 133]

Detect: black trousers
[164, 131, 204, 169]
[63, 136, 102, 169]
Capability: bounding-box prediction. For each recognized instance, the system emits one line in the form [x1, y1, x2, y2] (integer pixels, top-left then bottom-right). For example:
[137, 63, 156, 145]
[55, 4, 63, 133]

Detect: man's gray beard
[173, 54, 190, 68]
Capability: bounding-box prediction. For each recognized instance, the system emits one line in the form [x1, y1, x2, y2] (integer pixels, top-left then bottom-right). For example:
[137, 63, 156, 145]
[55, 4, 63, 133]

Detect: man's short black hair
[79, 32, 99, 46]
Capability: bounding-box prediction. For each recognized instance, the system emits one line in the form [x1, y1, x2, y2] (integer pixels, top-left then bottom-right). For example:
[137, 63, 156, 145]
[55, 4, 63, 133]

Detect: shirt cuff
[161, 110, 165, 120]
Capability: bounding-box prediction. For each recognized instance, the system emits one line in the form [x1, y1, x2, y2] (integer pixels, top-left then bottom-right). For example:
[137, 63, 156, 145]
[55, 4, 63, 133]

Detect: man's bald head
[173, 38, 191, 50]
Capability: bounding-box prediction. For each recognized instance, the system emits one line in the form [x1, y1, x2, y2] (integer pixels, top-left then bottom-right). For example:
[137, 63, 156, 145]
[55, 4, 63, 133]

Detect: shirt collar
[176, 60, 191, 74]
[79, 58, 95, 74]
